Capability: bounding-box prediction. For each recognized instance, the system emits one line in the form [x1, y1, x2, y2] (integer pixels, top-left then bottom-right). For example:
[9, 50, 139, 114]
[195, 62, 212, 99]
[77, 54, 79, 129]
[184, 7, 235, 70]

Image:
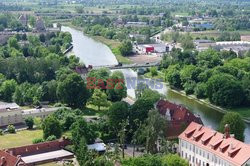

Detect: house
[156, 100, 203, 139]
[4, 138, 73, 165]
[193, 40, 215, 52]
[179, 122, 250, 166]
[0, 102, 23, 127]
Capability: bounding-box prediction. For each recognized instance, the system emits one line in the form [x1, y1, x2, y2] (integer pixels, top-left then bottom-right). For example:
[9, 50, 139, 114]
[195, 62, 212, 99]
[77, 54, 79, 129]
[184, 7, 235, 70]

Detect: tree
[197, 49, 222, 68]
[0, 79, 17, 102]
[25, 117, 34, 129]
[122, 155, 162, 166]
[107, 82, 127, 102]
[57, 73, 90, 108]
[8, 37, 19, 49]
[181, 34, 194, 50]
[88, 89, 110, 111]
[108, 101, 129, 133]
[219, 112, 245, 141]
[206, 74, 244, 107]
[42, 115, 62, 139]
[194, 83, 207, 99]
[162, 154, 188, 166]
[119, 40, 132, 56]
[71, 118, 97, 146]
[139, 89, 161, 104]
[139, 110, 167, 154]
[150, 67, 158, 77]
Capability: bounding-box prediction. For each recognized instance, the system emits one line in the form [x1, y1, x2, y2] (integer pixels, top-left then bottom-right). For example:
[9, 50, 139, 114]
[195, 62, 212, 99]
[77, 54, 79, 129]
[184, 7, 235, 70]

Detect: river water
[62, 26, 250, 143]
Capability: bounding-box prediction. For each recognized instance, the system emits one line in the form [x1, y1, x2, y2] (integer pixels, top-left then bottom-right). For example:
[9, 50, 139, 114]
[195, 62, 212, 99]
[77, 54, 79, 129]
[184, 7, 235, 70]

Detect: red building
[0, 138, 73, 166]
[156, 99, 203, 139]
[144, 45, 154, 53]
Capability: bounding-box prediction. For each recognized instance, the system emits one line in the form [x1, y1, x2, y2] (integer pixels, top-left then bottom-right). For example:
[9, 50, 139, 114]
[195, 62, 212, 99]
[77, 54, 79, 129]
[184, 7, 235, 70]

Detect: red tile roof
[179, 122, 250, 166]
[156, 100, 203, 138]
[0, 150, 25, 166]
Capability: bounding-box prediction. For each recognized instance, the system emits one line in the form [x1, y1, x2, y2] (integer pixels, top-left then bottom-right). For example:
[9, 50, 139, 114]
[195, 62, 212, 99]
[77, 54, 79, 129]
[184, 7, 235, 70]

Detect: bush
[7, 125, 16, 133]
[0, 129, 3, 136]
[34, 117, 42, 129]
[25, 117, 34, 129]
[32, 138, 44, 144]
[46, 135, 57, 141]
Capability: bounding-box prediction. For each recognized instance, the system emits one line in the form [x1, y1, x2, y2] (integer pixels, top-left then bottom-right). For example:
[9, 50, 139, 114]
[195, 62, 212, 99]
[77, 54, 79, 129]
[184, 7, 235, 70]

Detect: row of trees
[161, 48, 250, 107]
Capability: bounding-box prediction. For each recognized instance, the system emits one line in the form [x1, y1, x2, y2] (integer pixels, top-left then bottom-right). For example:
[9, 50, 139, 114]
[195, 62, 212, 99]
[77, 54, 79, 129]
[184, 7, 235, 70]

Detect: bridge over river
[92, 62, 160, 70]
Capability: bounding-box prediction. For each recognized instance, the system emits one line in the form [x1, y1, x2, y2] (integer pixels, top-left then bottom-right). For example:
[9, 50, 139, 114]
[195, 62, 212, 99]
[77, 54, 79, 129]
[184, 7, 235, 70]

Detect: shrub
[7, 125, 16, 133]
[32, 138, 44, 144]
[46, 135, 57, 141]
[0, 129, 3, 136]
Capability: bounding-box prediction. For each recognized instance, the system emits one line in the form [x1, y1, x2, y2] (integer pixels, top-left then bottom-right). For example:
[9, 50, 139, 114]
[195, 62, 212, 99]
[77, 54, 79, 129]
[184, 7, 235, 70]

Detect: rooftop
[0, 102, 20, 112]
[179, 122, 250, 166]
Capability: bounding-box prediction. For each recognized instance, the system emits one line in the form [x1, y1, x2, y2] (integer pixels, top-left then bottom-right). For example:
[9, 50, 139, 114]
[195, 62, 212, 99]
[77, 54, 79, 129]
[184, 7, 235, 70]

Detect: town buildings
[136, 44, 169, 54]
[156, 100, 203, 139]
[18, 14, 28, 27]
[179, 122, 250, 166]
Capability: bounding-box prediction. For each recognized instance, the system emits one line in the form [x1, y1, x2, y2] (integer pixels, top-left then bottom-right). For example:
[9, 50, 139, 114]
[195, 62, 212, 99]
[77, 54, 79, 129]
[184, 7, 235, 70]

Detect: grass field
[0, 130, 43, 149]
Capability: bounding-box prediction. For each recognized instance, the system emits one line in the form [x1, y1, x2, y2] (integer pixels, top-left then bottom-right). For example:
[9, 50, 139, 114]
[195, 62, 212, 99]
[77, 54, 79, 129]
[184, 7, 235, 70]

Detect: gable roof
[179, 122, 250, 166]
[0, 150, 24, 166]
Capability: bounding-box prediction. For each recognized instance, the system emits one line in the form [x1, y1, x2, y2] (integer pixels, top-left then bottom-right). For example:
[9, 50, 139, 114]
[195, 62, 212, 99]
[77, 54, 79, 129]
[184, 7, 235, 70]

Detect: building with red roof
[156, 99, 203, 139]
[0, 138, 73, 166]
[179, 122, 250, 166]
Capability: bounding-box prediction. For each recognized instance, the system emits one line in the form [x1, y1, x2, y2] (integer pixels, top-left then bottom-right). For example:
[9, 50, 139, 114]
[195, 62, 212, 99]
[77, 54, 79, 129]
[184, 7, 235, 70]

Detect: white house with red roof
[178, 122, 250, 166]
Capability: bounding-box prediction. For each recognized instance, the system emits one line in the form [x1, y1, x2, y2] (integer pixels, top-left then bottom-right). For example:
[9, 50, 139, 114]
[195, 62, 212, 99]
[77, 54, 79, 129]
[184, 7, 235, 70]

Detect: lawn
[38, 163, 59, 166]
[0, 130, 43, 149]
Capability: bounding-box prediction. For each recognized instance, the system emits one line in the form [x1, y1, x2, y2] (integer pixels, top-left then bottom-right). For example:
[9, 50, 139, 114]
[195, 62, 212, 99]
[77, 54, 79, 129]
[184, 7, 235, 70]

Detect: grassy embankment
[91, 36, 132, 64]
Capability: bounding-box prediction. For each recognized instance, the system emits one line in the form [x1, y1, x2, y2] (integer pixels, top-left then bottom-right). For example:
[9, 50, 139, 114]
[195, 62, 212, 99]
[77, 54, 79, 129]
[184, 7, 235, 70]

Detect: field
[0, 130, 43, 149]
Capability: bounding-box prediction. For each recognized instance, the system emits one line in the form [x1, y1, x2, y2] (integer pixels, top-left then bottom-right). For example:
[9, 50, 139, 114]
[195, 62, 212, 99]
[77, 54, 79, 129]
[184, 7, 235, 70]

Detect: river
[62, 26, 250, 143]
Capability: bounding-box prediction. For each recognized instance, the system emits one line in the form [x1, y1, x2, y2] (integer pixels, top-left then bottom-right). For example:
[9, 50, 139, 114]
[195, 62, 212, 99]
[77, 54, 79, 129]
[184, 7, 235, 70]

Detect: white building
[179, 122, 250, 166]
[0, 102, 23, 127]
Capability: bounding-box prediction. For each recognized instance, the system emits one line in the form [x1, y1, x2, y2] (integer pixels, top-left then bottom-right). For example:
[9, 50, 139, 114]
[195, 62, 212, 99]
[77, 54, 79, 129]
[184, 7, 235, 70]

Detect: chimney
[1, 157, 6, 166]
[224, 124, 230, 139]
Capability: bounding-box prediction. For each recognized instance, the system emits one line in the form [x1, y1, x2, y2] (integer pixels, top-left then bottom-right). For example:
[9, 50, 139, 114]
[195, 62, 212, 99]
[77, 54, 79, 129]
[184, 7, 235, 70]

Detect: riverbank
[62, 23, 132, 64]
[91, 36, 132, 64]
[143, 71, 250, 123]
[166, 82, 250, 123]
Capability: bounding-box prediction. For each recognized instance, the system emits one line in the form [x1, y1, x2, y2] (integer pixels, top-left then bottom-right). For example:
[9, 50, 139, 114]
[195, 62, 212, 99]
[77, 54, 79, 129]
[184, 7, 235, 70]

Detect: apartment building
[179, 122, 250, 166]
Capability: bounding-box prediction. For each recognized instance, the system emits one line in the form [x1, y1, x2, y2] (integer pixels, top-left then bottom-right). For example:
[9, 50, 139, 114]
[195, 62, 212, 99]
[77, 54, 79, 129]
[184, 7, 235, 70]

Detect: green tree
[7, 125, 16, 133]
[42, 115, 62, 139]
[71, 118, 97, 146]
[219, 112, 245, 141]
[88, 89, 110, 111]
[0, 79, 17, 102]
[207, 74, 244, 107]
[119, 40, 132, 56]
[25, 117, 34, 129]
[140, 110, 167, 154]
[194, 83, 207, 99]
[108, 101, 129, 133]
[162, 154, 188, 166]
[8, 37, 19, 49]
[150, 67, 158, 77]
[57, 73, 90, 108]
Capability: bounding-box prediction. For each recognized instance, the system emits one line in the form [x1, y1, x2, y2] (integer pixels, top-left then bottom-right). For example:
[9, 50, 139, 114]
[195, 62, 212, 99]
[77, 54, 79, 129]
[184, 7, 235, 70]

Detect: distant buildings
[179, 122, 250, 166]
[125, 22, 147, 27]
[156, 100, 203, 139]
[136, 44, 169, 54]
[194, 40, 250, 56]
